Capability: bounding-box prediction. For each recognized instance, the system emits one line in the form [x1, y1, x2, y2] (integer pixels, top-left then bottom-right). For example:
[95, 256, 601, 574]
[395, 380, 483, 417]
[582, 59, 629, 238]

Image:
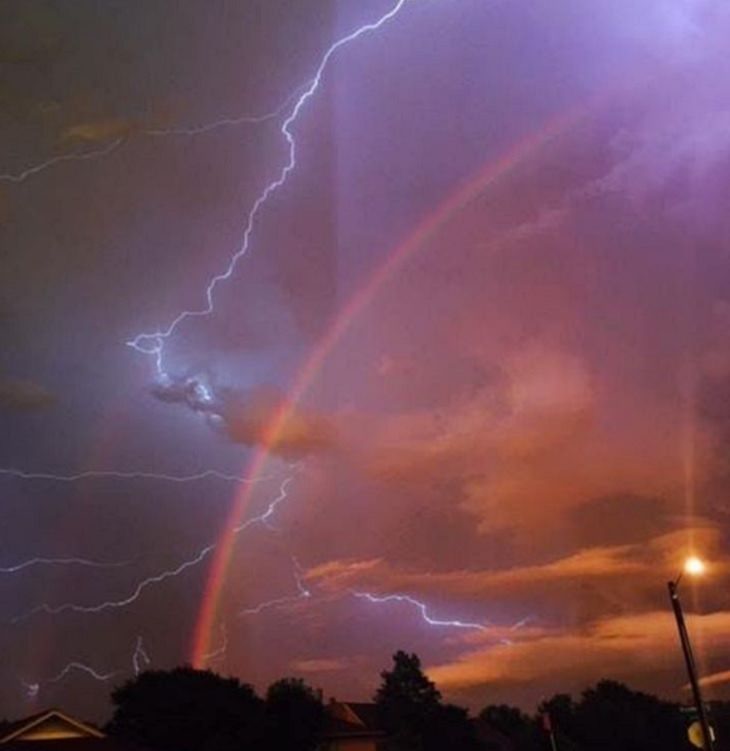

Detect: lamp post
[667, 557, 714, 751]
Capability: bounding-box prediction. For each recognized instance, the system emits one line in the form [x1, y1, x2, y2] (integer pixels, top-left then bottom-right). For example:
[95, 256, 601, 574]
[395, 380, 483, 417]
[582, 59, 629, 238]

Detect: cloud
[306, 525, 728, 626]
[427, 609, 730, 705]
[0, 379, 56, 412]
[695, 670, 730, 689]
[357, 339, 694, 549]
[221, 385, 335, 457]
[149, 376, 335, 457]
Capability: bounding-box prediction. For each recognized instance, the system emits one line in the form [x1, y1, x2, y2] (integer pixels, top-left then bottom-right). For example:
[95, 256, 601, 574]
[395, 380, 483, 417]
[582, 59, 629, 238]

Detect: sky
[1, 0, 730, 722]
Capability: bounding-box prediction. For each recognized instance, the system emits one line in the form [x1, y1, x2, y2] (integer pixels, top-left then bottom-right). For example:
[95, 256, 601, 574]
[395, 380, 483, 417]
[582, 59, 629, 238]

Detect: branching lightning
[12, 547, 215, 621]
[126, 0, 409, 378]
[12, 477, 295, 622]
[22, 636, 152, 701]
[0, 0, 512, 691]
[353, 592, 490, 632]
[22, 661, 119, 700]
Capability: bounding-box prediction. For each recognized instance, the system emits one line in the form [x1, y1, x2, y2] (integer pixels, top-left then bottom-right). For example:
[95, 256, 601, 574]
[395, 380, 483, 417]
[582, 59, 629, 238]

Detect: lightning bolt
[21, 661, 119, 699]
[0, 557, 129, 574]
[22, 636, 152, 701]
[132, 636, 152, 675]
[12, 477, 295, 622]
[0, 139, 125, 184]
[0, 467, 271, 484]
[239, 557, 311, 616]
[127, 0, 409, 378]
[353, 592, 490, 632]
[0, 83, 307, 185]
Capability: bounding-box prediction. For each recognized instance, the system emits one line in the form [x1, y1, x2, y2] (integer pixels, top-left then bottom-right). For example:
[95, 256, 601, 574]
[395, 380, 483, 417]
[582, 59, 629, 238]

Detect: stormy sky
[1, 0, 730, 721]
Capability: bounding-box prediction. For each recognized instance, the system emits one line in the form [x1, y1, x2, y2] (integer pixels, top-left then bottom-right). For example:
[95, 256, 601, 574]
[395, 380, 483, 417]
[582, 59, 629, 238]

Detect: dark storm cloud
[150, 376, 334, 457]
[149, 375, 215, 412]
[0, 378, 56, 412]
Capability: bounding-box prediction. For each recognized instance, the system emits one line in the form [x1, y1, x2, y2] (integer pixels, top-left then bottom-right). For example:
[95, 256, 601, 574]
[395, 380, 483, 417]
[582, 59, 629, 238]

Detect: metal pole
[668, 580, 714, 751]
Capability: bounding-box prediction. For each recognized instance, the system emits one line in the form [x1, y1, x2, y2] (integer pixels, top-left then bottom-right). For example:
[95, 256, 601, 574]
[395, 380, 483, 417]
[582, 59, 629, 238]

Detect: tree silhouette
[537, 680, 691, 751]
[574, 680, 688, 751]
[375, 650, 480, 751]
[265, 677, 324, 751]
[479, 704, 542, 751]
[480, 704, 531, 736]
[107, 666, 265, 751]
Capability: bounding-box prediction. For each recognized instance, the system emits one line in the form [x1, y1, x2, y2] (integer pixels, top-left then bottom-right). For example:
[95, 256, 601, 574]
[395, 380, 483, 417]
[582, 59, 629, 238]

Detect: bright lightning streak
[239, 557, 310, 616]
[12, 477, 295, 622]
[0, 557, 129, 574]
[12, 547, 214, 620]
[132, 636, 152, 675]
[353, 592, 490, 632]
[0, 139, 124, 184]
[127, 0, 409, 376]
[0, 467, 267, 484]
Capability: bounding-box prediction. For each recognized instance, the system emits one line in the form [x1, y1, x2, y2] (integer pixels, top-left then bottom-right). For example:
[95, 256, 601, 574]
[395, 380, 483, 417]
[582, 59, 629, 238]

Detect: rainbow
[190, 107, 585, 666]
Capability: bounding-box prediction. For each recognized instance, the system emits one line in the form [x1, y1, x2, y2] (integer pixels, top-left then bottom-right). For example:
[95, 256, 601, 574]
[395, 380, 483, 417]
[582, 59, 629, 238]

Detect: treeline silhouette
[8, 650, 722, 751]
[103, 651, 728, 751]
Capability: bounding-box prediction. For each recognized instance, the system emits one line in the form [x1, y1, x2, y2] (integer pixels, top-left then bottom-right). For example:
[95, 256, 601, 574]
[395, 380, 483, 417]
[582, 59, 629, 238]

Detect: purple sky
[1, 0, 730, 721]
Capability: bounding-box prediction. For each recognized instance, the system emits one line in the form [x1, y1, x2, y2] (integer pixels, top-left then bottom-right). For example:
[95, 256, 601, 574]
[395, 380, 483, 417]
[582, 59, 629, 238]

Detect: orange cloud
[695, 670, 730, 689]
[427, 609, 730, 704]
[308, 526, 725, 599]
[222, 386, 335, 457]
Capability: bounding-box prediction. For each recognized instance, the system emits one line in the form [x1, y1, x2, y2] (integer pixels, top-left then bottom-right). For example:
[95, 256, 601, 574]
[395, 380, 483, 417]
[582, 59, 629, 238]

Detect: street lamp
[668, 557, 714, 751]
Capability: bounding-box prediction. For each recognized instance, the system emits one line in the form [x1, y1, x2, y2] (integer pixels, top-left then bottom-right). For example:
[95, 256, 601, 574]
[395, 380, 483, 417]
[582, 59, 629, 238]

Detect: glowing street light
[668, 556, 713, 751]
[684, 556, 706, 577]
